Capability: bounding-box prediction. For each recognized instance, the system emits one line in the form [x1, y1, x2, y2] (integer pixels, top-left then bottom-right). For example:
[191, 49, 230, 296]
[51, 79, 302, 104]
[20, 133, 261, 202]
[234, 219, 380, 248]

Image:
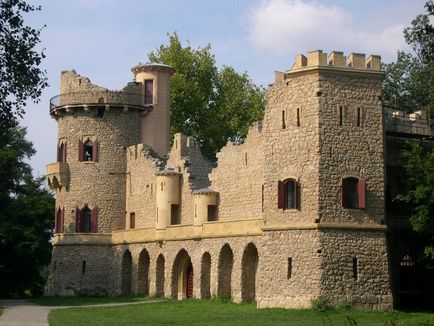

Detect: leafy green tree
[0, 0, 47, 131]
[382, 1, 434, 115]
[0, 127, 54, 297]
[148, 33, 265, 158]
[397, 141, 434, 260]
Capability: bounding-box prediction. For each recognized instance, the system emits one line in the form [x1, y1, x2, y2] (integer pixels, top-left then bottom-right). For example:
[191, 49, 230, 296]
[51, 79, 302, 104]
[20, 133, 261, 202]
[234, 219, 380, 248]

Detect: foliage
[0, 0, 48, 131]
[396, 141, 434, 260]
[148, 32, 265, 159]
[311, 297, 333, 312]
[0, 126, 54, 297]
[48, 299, 434, 326]
[382, 1, 434, 114]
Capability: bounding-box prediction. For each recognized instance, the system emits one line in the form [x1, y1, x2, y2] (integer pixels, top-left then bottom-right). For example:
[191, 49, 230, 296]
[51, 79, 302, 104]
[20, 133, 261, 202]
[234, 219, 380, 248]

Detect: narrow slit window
[282, 110, 286, 129]
[287, 257, 293, 279]
[296, 108, 301, 127]
[352, 257, 358, 280]
[339, 106, 343, 126]
[244, 153, 248, 166]
[130, 212, 135, 229]
[261, 184, 264, 212]
[82, 260, 86, 274]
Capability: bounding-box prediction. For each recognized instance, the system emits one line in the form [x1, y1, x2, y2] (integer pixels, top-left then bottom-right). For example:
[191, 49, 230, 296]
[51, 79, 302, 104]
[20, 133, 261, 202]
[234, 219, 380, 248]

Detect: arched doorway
[201, 252, 211, 299]
[172, 249, 194, 299]
[121, 249, 132, 295]
[241, 243, 259, 302]
[137, 249, 150, 295]
[218, 244, 233, 299]
[155, 254, 165, 297]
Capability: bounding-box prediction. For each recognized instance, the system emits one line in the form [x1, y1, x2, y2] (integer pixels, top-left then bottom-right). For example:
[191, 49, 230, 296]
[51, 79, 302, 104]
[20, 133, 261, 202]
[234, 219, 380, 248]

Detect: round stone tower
[47, 68, 157, 234]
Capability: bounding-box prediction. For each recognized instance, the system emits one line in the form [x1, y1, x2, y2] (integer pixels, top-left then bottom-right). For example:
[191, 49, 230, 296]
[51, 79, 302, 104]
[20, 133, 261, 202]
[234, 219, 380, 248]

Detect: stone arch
[137, 248, 150, 295]
[171, 249, 194, 299]
[218, 243, 234, 299]
[241, 242, 259, 302]
[200, 252, 211, 299]
[155, 254, 165, 297]
[121, 249, 132, 295]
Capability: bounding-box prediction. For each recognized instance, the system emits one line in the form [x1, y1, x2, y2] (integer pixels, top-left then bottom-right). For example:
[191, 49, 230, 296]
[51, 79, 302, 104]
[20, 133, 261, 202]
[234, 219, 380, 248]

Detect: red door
[186, 262, 194, 298]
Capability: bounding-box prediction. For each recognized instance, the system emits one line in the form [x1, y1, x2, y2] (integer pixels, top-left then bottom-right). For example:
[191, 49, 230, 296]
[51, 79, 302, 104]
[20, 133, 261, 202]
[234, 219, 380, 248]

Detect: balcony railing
[49, 90, 148, 113]
[384, 106, 432, 137]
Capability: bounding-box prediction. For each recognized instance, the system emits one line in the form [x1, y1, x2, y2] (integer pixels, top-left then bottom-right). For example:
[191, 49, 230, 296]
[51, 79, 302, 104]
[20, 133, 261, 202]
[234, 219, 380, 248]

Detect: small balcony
[46, 162, 70, 190]
[49, 90, 153, 116]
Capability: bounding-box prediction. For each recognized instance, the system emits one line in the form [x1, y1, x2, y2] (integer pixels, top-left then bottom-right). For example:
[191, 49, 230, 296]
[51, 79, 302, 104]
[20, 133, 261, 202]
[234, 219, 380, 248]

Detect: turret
[131, 63, 176, 157]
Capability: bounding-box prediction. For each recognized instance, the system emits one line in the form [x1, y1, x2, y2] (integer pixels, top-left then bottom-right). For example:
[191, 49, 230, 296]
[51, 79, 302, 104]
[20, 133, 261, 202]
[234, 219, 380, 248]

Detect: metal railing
[49, 90, 147, 112]
[384, 106, 432, 137]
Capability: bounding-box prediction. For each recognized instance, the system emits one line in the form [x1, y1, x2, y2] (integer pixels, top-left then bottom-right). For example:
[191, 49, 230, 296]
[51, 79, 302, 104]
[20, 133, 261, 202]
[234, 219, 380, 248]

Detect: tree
[0, 0, 47, 132]
[0, 127, 54, 297]
[397, 141, 434, 260]
[148, 33, 266, 158]
[382, 1, 434, 116]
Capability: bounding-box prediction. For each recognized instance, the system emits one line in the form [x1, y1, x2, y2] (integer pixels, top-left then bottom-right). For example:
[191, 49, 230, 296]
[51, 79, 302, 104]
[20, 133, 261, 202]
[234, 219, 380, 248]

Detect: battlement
[288, 50, 381, 75]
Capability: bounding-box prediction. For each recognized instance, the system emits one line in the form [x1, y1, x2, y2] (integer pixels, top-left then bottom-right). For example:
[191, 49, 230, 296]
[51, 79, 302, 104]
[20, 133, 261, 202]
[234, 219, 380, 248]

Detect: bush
[311, 297, 333, 312]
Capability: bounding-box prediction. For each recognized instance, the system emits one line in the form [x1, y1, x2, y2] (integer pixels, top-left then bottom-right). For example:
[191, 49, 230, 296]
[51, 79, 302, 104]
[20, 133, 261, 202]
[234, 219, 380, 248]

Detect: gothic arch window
[78, 138, 98, 162]
[278, 179, 301, 210]
[55, 207, 64, 233]
[57, 141, 67, 162]
[342, 177, 366, 209]
[75, 205, 98, 233]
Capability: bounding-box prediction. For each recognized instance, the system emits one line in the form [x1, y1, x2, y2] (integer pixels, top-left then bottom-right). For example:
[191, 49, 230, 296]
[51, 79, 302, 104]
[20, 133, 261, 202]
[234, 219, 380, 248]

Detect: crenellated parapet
[284, 50, 382, 79]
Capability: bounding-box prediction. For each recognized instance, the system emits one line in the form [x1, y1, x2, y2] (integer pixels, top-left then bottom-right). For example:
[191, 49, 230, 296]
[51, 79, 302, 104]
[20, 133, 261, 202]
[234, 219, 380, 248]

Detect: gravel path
[0, 299, 165, 326]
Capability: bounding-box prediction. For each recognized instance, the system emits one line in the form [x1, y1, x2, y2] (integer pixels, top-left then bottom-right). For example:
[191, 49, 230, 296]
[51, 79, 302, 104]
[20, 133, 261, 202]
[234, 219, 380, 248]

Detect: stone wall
[209, 122, 265, 221]
[317, 70, 385, 224]
[55, 108, 141, 233]
[261, 72, 321, 225]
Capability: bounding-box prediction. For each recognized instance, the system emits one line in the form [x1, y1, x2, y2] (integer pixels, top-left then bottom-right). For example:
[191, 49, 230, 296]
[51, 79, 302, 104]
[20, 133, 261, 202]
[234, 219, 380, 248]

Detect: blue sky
[22, 0, 427, 175]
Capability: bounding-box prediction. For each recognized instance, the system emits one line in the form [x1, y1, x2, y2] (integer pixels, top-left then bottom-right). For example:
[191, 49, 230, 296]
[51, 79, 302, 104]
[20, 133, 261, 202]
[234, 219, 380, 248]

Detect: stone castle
[45, 50, 433, 309]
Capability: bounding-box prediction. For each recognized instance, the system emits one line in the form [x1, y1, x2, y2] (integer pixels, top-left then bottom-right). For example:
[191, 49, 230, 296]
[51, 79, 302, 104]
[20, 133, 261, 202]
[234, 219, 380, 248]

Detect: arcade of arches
[119, 242, 259, 302]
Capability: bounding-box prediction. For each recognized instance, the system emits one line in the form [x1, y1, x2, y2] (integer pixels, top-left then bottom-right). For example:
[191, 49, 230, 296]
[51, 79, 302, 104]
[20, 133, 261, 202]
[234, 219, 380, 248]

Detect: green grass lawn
[48, 299, 434, 326]
[30, 295, 156, 306]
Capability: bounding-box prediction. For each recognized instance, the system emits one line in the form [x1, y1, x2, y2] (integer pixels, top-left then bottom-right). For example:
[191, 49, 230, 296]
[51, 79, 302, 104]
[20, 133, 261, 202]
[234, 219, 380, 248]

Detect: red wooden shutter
[61, 207, 65, 233]
[92, 139, 98, 162]
[358, 178, 366, 209]
[78, 140, 84, 162]
[91, 207, 98, 233]
[278, 181, 285, 209]
[75, 207, 81, 232]
[341, 178, 345, 207]
[55, 208, 60, 233]
[295, 182, 301, 210]
[63, 142, 67, 162]
[57, 144, 60, 162]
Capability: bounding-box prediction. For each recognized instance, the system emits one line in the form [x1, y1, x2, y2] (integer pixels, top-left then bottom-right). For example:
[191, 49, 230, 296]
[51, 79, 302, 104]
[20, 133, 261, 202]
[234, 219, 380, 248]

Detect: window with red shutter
[144, 80, 153, 104]
[342, 177, 365, 209]
[78, 140, 84, 162]
[57, 142, 67, 162]
[91, 207, 98, 233]
[75, 207, 81, 232]
[56, 207, 62, 233]
[278, 181, 285, 209]
[92, 139, 98, 162]
[60, 207, 65, 233]
[357, 178, 366, 209]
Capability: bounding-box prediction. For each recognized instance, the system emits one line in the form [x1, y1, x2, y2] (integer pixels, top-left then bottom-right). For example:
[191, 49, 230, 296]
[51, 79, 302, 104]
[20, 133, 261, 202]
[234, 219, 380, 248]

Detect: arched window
[278, 179, 301, 210]
[342, 177, 366, 209]
[55, 207, 64, 233]
[78, 138, 98, 162]
[57, 142, 67, 162]
[75, 205, 98, 233]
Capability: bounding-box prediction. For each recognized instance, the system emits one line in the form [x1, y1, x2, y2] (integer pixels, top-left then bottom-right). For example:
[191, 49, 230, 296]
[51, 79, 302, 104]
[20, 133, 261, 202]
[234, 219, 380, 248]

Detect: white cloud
[245, 0, 407, 60]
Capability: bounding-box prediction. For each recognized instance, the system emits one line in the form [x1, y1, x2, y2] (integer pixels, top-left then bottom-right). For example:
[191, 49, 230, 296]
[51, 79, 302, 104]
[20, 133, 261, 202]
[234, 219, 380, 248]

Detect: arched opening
[200, 252, 211, 299]
[121, 250, 132, 295]
[218, 244, 233, 299]
[172, 249, 193, 299]
[137, 249, 150, 295]
[155, 254, 165, 297]
[81, 205, 91, 233]
[241, 243, 259, 302]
